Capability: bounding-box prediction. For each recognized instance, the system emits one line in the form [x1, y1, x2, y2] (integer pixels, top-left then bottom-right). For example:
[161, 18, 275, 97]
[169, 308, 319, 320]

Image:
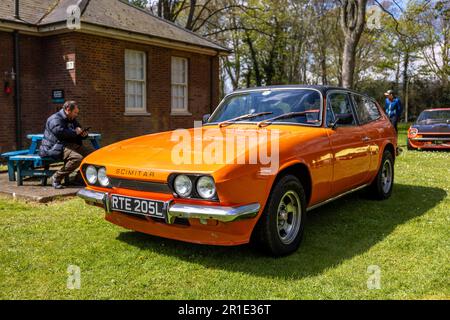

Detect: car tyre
[368, 150, 394, 200]
[406, 139, 415, 150]
[252, 175, 306, 257]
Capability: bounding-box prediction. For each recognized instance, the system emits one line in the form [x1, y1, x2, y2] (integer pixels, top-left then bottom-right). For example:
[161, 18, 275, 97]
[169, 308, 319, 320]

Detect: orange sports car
[78, 86, 398, 256]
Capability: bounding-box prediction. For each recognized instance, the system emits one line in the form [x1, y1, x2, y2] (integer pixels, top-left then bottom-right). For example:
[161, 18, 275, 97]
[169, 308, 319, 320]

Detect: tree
[339, 0, 367, 88]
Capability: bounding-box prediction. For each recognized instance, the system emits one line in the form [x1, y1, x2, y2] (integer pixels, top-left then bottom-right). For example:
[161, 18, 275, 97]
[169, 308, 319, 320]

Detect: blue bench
[1, 133, 102, 186]
[9, 155, 59, 186]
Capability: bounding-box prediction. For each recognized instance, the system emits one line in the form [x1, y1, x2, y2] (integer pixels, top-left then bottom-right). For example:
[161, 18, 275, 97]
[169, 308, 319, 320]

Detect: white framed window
[171, 57, 189, 114]
[125, 50, 147, 113]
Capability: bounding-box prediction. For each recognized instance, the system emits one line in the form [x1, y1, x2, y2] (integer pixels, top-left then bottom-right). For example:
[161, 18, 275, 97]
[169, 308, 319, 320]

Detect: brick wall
[0, 31, 16, 154]
[73, 33, 220, 146]
[0, 31, 220, 152]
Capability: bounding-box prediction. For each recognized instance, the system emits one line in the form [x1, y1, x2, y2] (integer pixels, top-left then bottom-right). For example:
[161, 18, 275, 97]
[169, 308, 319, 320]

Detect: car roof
[231, 85, 372, 98]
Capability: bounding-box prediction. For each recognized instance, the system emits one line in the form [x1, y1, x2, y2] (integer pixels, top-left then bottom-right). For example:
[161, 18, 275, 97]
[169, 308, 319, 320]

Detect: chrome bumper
[77, 189, 260, 224]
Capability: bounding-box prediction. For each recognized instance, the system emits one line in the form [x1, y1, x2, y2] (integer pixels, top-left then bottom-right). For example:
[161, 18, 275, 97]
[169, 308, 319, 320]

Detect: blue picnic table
[1, 133, 101, 186]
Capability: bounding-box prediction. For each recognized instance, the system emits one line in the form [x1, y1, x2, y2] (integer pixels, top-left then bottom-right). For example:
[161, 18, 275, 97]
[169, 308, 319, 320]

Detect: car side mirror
[202, 114, 211, 124]
[328, 120, 338, 130]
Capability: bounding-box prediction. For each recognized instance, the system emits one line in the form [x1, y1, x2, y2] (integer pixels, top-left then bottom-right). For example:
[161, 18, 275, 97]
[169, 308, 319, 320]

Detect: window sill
[171, 112, 193, 117]
[124, 112, 152, 117]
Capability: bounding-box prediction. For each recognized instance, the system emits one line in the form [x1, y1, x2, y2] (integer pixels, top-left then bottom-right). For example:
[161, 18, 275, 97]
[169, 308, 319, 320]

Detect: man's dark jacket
[39, 109, 83, 159]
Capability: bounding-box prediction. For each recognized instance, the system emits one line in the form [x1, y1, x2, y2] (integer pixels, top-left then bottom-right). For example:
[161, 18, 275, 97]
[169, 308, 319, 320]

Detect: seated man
[39, 101, 91, 189]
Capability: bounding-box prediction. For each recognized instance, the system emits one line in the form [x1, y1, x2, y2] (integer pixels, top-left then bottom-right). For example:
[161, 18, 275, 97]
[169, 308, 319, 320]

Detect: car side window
[353, 95, 381, 124]
[365, 99, 381, 121]
[328, 92, 356, 126]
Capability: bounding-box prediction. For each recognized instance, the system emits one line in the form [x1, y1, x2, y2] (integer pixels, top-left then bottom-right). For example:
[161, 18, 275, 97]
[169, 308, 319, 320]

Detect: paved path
[0, 173, 81, 203]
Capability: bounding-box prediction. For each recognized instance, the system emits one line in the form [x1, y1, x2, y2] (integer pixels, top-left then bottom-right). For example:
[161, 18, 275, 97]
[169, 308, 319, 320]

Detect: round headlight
[97, 167, 110, 187]
[85, 165, 98, 185]
[196, 176, 216, 199]
[174, 175, 193, 197]
[409, 128, 419, 137]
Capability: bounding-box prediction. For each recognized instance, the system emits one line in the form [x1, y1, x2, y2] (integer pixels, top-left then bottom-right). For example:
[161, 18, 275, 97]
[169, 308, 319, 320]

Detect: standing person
[39, 101, 91, 189]
[384, 90, 403, 132]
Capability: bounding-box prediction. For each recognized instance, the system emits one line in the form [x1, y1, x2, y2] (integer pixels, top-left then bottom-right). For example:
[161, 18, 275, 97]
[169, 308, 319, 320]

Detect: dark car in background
[407, 108, 450, 150]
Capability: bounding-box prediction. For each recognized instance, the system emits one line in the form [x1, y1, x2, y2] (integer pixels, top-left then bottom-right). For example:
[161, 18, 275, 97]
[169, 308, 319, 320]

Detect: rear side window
[353, 95, 381, 124]
[327, 92, 356, 126]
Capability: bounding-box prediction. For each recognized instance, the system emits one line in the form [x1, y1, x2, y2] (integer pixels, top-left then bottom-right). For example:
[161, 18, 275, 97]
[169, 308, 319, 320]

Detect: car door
[326, 91, 371, 196]
[351, 94, 383, 177]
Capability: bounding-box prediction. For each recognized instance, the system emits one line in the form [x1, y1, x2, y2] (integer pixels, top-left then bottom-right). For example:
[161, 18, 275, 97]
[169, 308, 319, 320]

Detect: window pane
[329, 93, 356, 125]
[365, 99, 381, 121]
[171, 58, 188, 112]
[125, 50, 146, 111]
[353, 95, 372, 124]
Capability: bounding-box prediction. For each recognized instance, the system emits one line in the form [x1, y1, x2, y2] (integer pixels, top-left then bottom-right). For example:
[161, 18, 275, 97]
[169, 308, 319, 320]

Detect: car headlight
[196, 176, 216, 199]
[409, 128, 419, 137]
[97, 167, 110, 187]
[174, 175, 193, 197]
[85, 165, 98, 185]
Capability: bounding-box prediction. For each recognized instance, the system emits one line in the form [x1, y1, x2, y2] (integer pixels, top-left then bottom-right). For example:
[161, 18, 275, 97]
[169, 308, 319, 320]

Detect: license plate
[111, 195, 166, 219]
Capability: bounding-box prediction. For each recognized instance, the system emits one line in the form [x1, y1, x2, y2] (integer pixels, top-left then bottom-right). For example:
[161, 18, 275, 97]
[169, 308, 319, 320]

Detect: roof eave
[0, 19, 231, 56]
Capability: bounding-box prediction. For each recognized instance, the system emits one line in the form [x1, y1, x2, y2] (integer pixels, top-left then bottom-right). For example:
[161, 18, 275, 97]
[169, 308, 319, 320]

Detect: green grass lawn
[0, 124, 449, 300]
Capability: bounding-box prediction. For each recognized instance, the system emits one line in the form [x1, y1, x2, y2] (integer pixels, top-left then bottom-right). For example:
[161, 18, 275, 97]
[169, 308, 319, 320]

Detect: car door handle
[362, 136, 371, 142]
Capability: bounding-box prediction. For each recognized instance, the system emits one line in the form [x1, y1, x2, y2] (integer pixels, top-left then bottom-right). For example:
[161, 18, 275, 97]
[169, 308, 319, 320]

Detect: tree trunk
[185, 0, 197, 30]
[245, 33, 262, 86]
[340, 0, 367, 89]
[395, 51, 401, 92]
[402, 52, 410, 123]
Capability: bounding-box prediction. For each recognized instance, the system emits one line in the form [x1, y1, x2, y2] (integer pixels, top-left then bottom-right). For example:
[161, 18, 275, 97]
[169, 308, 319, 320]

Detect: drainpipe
[210, 54, 219, 114]
[13, 31, 22, 149]
[14, 0, 20, 19]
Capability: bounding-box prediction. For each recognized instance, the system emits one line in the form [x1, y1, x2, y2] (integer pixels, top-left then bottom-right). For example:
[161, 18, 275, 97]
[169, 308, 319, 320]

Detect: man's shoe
[52, 180, 64, 190]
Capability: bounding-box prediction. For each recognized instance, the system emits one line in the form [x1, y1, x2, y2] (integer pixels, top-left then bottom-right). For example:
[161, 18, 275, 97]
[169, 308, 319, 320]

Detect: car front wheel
[252, 175, 306, 256]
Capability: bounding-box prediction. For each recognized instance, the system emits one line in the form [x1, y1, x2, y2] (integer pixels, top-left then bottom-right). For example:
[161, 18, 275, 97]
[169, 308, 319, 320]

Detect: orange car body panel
[80, 93, 397, 246]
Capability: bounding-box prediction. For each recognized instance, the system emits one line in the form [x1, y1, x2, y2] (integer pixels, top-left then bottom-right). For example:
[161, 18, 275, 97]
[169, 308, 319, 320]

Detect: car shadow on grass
[116, 183, 446, 279]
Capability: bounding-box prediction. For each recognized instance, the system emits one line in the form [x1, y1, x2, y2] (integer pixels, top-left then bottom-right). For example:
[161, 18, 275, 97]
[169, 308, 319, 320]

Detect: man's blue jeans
[389, 116, 399, 132]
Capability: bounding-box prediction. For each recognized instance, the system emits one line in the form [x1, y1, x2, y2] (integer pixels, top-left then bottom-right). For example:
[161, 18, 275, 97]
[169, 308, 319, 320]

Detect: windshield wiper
[218, 112, 273, 127]
[257, 111, 312, 127]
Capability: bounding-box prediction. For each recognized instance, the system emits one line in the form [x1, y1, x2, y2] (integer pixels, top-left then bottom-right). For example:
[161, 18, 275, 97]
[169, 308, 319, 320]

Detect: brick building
[0, 0, 229, 153]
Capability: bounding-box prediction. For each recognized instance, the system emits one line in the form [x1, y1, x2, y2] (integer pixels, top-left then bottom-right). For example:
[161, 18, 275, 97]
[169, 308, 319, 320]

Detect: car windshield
[208, 89, 323, 126]
[417, 110, 450, 124]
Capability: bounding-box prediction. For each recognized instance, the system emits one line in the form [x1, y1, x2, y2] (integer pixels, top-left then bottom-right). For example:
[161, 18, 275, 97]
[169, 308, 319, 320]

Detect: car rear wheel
[252, 175, 306, 256]
[368, 150, 394, 200]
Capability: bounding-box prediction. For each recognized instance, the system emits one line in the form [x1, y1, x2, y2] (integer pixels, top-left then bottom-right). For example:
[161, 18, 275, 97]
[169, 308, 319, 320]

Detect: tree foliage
[127, 0, 450, 116]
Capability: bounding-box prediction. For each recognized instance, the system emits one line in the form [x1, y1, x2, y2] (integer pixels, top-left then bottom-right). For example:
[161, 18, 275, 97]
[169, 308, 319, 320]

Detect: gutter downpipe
[210, 53, 219, 114]
[14, 0, 22, 149]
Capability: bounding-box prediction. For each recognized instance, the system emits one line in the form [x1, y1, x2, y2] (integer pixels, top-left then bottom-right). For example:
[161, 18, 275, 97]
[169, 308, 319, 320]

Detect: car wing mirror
[202, 114, 211, 124]
[328, 119, 339, 130]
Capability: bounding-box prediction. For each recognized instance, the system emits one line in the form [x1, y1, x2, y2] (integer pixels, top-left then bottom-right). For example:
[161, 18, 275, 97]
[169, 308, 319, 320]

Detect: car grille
[420, 134, 450, 140]
[110, 178, 172, 194]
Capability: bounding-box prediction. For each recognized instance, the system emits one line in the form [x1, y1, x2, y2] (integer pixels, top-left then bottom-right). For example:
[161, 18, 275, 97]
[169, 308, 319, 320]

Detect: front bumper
[77, 188, 260, 224]
[408, 137, 450, 149]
